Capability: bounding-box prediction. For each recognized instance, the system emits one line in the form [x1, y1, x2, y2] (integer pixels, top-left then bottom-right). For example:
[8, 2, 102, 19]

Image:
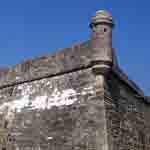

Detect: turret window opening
[104, 28, 107, 32]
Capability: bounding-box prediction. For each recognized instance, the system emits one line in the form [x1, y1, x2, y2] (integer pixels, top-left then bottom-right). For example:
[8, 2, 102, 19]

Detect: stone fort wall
[0, 9, 149, 150]
[0, 41, 108, 150]
[105, 71, 150, 150]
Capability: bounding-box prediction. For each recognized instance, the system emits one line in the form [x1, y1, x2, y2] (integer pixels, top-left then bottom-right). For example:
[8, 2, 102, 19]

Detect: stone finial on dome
[90, 10, 115, 28]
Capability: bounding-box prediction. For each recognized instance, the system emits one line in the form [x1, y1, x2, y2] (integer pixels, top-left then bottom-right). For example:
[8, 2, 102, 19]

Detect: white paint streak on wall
[0, 78, 94, 117]
[0, 88, 77, 114]
[81, 86, 95, 95]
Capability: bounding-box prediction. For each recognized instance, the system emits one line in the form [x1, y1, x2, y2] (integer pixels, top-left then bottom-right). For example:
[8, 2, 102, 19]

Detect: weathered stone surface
[0, 40, 144, 101]
[105, 72, 150, 150]
[0, 68, 108, 150]
[0, 41, 92, 87]
[0, 40, 147, 150]
[0, 68, 8, 78]
[0, 9, 149, 150]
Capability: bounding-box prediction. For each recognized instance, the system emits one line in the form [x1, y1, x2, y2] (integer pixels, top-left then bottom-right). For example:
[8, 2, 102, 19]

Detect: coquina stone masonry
[0, 10, 149, 150]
